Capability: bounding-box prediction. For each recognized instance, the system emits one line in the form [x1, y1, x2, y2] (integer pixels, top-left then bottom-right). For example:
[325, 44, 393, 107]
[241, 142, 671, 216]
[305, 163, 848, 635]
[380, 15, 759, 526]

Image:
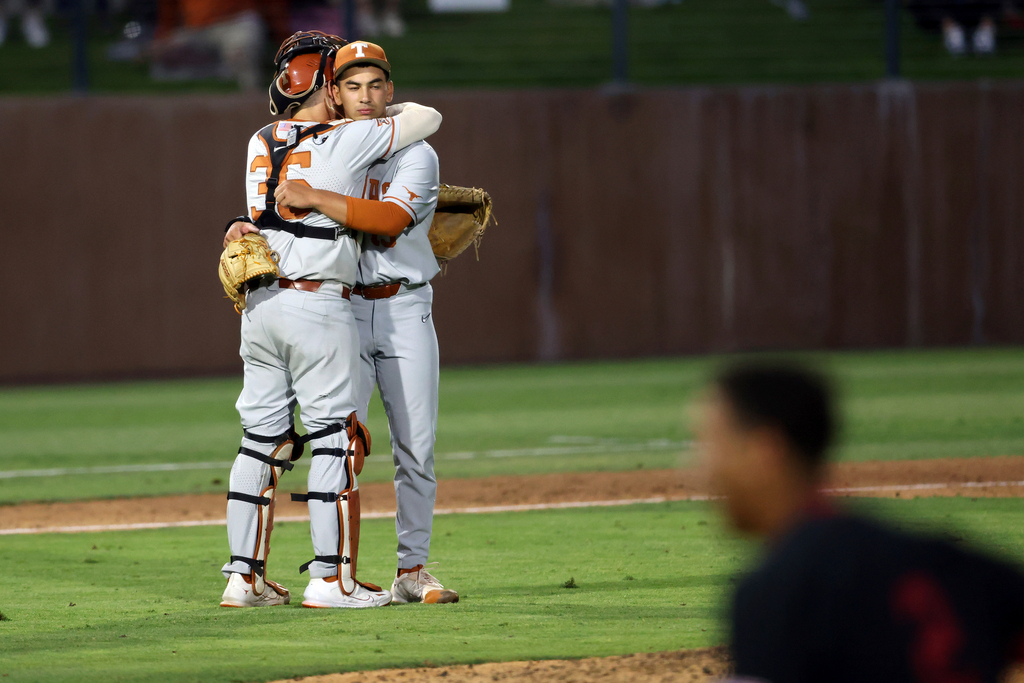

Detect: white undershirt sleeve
[393, 103, 442, 151]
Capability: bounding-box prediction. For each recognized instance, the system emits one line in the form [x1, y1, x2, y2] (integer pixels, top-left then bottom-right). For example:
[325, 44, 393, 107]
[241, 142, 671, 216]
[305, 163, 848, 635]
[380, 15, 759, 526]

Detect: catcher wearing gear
[227, 41, 492, 604]
[218, 30, 443, 610]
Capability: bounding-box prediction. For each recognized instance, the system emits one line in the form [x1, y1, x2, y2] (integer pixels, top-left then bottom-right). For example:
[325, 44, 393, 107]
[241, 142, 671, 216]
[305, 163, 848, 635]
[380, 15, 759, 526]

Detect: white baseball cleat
[391, 564, 460, 604]
[302, 578, 392, 608]
[219, 572, 290, 608]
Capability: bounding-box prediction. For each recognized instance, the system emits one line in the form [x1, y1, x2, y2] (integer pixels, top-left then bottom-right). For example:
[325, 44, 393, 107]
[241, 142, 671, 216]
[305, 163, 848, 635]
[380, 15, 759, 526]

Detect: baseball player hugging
[271, 41, 458, 605]
[217, 31, 442, 609]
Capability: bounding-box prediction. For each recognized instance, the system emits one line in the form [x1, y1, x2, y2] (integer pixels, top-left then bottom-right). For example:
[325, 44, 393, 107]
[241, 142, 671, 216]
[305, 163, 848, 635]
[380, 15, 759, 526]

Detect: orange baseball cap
[333, 41, 391, 80]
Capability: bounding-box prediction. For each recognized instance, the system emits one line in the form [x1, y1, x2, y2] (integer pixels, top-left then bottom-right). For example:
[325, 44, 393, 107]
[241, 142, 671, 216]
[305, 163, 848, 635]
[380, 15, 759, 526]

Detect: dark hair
[714, 362, 837, 471]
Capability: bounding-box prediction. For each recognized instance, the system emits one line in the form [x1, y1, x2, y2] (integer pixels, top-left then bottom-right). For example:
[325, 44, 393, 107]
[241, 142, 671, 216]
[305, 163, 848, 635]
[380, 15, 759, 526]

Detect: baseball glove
[218, 232, 280, 314]
[428, 185, 493, 263]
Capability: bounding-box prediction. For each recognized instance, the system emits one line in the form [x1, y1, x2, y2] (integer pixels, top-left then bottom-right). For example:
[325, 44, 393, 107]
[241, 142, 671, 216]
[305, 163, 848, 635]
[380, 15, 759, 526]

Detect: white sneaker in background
[22, 10, 49, 49]
[943, 21, 966, 56]
[973, 21, 996, 55]
[219, 572, 290, 608]
[381, 11, 406, 38]
[302, 578, 392, 608]
[391, 563, 460, 604]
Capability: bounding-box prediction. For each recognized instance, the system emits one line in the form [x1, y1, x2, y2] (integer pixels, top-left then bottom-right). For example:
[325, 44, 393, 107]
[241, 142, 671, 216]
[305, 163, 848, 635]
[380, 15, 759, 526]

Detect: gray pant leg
[221, 435, 277, 578]
[352, 296, 377, 425]
[224, 289, 295, 577]
[305, 430, 353, 579]
[373, 286, 439, 569]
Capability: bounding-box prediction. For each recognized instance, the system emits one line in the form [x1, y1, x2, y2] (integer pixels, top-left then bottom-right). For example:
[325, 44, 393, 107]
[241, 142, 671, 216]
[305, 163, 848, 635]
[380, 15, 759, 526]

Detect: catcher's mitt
[218, 232, 280, 314]
[428, 184, 493, 263]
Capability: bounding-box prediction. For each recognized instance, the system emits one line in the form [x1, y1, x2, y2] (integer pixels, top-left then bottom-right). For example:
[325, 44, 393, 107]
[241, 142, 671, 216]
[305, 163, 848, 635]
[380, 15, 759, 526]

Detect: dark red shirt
[731, 513, 1024, 683]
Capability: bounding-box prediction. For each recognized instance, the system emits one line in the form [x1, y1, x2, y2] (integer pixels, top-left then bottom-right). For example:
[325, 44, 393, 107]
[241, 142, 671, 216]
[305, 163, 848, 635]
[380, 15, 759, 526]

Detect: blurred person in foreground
[697, 362, 1024, 683]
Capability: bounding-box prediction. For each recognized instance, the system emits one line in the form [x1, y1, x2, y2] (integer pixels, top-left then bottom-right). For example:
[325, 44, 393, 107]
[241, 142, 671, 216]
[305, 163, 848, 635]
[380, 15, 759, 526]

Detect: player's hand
[224, 221, 260, 248]
[275, 181, 321, 211]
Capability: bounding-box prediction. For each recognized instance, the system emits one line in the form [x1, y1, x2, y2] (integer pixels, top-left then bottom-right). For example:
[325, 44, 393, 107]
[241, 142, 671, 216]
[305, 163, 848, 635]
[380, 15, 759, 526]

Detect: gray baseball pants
[222, 283, 361, 580]
[352, 283, 439, 570]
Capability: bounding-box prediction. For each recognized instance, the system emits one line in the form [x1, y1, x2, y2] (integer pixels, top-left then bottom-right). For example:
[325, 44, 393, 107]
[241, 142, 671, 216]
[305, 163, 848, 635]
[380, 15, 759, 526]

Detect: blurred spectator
[356, 0, 405, 38]
[697, 362, 1024, 683]
[152, 0, 285, 89]
[907, 0, 1000, 55]
[288, 0, 346, 39]
[0, 0, 49, 48]
[770, 0, 809, 21]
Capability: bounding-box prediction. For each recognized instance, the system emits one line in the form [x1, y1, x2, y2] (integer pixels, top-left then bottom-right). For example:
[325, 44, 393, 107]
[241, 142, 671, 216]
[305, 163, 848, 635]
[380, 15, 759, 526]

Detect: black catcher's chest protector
[254, 122, 350, 241]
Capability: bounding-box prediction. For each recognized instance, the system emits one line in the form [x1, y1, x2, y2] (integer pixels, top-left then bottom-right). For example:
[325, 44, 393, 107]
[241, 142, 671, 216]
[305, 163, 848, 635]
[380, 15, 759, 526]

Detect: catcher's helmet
[269, 31, 348, 116]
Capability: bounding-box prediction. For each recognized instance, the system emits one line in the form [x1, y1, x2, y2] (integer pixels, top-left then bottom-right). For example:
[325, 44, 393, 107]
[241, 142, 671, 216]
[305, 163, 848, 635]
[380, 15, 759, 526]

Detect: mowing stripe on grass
[0, 439, 692, 479]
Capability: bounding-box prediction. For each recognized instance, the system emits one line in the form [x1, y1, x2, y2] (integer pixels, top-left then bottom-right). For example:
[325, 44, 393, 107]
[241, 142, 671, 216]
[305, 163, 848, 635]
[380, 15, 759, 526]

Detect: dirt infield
[2, 455, 1023, 532]
[268, 648, 733, 683]
[265, 653, 1024, 683]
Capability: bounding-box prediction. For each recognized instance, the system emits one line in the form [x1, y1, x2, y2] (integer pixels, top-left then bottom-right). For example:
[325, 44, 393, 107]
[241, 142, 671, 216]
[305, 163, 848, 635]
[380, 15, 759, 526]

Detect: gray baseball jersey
[245, 117, 403, 285]
[352, 141, 442, 570]
[356, 141, 441, 287]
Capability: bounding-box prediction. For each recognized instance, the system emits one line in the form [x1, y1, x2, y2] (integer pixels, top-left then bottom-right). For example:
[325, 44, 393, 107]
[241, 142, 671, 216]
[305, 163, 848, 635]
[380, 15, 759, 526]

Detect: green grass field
[6, 0, 1024, 93]
[2, 348, 1023, 504]
[1, 348, 1023, 681]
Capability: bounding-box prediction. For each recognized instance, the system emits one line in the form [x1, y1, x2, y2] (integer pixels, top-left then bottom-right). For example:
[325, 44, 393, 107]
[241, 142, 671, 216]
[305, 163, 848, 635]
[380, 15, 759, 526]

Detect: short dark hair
[714, 362, 837, 471]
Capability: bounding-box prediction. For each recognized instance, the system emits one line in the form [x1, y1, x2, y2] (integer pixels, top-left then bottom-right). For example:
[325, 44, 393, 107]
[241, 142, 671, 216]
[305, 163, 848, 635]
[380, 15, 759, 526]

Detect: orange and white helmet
[269, 30, 348, 116]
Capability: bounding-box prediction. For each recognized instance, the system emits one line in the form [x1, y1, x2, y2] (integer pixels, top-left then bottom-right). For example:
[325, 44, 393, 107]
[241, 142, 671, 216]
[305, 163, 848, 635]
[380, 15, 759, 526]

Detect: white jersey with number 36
[245, 116, 402, 286]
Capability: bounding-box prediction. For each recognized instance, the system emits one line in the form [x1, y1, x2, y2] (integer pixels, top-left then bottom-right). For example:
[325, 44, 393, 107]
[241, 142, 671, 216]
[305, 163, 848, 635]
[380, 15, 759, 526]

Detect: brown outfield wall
[2, 82, 1023, 381]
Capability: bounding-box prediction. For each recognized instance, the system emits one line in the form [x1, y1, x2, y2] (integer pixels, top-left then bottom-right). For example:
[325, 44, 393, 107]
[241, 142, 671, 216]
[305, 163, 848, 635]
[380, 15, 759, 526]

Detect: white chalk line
[3, 479, 1023, 536]
[0, 496, 702, 536]
[0, 439, 692, 480]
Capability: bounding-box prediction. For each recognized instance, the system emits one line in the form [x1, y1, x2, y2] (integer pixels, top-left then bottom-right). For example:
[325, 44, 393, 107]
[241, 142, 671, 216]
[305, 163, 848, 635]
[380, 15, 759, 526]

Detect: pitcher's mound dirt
[266, 651, 1024, 683]
[2, 456, 1023, 532]
[269, 647, 732, 683]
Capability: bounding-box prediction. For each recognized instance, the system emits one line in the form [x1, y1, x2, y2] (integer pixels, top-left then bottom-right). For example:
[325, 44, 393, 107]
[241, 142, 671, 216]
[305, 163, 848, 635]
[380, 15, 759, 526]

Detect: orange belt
[278, 278, 351, 299]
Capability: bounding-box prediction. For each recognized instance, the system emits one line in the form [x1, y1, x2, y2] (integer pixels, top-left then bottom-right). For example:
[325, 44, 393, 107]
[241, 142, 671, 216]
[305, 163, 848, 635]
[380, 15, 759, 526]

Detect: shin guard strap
[227, 491, 271, 506]
[299, 555, 350, 574]
[238, 446, 294, 471]
[242, 430, 281, 444]
[230, 555, 265, 576]
[310, 447, 348, 457]
[290, 491, 346, 503]
[300, 423, 344, 444]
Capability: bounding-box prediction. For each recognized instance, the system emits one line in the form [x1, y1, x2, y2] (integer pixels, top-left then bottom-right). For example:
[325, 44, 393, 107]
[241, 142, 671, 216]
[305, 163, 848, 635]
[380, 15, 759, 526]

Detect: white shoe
[973, 22, 996, 55]
[219, 572, 290, 608]
[21, 10, 49, 49]
[302, 578, 392, 608]
[391, 563, 460, 604]
[381, 11, 405, 38]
